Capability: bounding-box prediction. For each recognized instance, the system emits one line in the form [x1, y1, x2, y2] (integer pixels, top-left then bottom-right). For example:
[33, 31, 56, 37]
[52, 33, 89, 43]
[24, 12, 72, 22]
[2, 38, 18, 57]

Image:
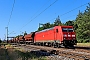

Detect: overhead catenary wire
[60, 2, 88, 17]
[61, 10, 85, 21]
[44, 0, 77, 24]
[20, 0, 58, 30]
[48, 2, 88, 23]
[7, 0, 15, 27]
[8, 0, 52, 35]
[19, 0, 51, 32]
[8, 31, 14, 35]
[55, 0, 77, 16]
[30, 0, 51, 19]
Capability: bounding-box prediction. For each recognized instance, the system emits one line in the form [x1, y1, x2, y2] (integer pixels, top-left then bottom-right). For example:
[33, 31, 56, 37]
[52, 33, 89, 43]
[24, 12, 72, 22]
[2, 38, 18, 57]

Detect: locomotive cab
[61, 26, 77, 47]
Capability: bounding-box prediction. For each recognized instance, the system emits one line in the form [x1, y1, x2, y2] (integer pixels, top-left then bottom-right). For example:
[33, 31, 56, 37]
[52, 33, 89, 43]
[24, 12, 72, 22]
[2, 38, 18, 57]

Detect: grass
[0, 44, 48, 60]
[77, 43, 90, 47]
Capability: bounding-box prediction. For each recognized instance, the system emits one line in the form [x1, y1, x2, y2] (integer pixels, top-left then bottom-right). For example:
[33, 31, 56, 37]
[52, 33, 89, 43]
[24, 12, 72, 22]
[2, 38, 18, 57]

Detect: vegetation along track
[12, 44, 90, 60]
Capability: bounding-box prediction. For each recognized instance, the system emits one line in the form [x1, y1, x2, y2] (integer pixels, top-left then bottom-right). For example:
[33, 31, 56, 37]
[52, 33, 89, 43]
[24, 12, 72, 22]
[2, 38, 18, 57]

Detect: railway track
[12, 44, 90, 60]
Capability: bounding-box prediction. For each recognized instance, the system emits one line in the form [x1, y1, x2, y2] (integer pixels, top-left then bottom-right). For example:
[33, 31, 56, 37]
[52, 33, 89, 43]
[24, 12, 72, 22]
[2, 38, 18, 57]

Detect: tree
[54, 15, 62, 26]
[24, 31, 27, 36]
[64, 20, 74, 26]
[43, 22, 51, 29]
[38, 27, 44, 31]
[74, 4, 90, 43]
[38, 22, 53, 31]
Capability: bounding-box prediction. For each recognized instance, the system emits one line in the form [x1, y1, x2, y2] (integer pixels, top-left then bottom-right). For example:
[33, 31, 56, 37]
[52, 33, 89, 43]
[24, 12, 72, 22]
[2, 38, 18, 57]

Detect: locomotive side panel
[34, 26, 63, 43]
[34, 28, 55, 42]
[54, 26, 64, 42]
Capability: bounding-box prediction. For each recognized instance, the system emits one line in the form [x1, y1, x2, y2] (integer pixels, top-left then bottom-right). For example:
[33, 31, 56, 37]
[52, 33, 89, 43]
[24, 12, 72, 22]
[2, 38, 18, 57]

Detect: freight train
[9, 26, 77, 47]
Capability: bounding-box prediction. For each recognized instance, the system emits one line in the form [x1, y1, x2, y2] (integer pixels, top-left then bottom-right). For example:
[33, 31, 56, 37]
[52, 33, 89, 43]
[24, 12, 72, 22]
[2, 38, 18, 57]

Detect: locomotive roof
[36, 27, 54, 33]
[36, 26, 73, 33]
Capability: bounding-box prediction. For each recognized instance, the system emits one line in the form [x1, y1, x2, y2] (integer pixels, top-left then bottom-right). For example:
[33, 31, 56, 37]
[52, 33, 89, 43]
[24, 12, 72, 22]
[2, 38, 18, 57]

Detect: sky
[0, 0, 90, 40]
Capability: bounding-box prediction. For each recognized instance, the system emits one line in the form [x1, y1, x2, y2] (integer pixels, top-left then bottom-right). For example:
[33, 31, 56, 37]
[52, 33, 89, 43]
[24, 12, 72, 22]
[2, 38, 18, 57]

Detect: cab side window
[56, 29, 58, 33]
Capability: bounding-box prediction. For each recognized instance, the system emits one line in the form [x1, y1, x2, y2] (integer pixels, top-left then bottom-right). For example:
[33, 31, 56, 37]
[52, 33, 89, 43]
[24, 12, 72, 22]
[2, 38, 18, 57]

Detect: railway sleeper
[59, 53, 85, 60]
[66, 56, 85, 60]
[70, 57, 84, 60]
[73, 54, 87, 59]
[59, 52, 89, 60]
[85, 55, 90, 58]
[59, 54, 79, 60]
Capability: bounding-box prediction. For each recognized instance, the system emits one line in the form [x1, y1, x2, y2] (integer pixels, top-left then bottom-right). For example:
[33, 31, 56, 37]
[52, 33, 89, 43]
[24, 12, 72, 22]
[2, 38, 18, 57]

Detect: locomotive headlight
[68, 35, 71, 37]
[63, 34, 67, 37]
[72, 35, 75, 37]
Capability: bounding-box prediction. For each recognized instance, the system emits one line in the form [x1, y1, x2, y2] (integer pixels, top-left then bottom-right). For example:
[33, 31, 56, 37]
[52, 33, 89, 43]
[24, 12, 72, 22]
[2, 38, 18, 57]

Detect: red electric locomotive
[34, 26, 77, 47]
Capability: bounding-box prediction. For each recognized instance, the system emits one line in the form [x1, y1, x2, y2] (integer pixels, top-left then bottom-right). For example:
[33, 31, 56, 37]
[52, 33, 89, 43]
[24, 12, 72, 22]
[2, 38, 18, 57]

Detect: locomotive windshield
[62, 28, 74, 32]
